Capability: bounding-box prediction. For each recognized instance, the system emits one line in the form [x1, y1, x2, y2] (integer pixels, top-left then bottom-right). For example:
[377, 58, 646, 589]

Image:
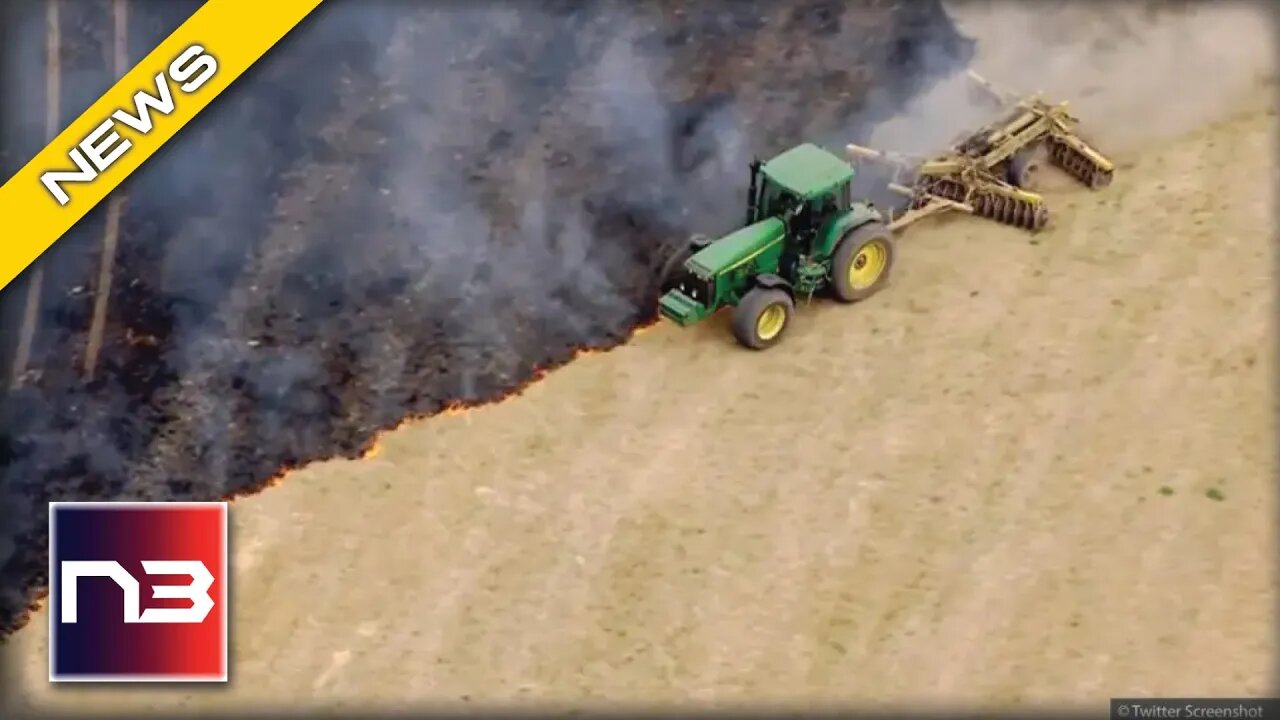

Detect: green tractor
[658, 142, 896, 350]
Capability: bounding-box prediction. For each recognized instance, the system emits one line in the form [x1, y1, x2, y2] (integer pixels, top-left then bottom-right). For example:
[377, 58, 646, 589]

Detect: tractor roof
[760, 143, 854, 200]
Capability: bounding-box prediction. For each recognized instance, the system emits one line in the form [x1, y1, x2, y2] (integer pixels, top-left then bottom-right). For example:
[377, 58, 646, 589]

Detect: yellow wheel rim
[849, 240, 889, 290]
[756, 303, 787, 341]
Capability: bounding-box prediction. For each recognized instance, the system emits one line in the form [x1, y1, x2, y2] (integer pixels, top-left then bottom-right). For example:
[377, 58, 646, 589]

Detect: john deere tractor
[658, 142, 895, 350]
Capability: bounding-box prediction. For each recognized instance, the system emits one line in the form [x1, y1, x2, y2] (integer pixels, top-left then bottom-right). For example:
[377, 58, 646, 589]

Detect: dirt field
[5, 3, 1277, 715]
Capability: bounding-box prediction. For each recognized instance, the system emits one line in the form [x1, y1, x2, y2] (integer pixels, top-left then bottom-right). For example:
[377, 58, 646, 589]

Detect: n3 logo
[48, 501, 228, 682]
[59, 560, 215, 624]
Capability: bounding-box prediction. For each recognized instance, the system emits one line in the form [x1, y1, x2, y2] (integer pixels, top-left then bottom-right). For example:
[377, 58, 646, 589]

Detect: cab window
[760, 181, 800, 218]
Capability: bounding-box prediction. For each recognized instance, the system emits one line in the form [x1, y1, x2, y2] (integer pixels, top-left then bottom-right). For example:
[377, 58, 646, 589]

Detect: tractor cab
[749, 143, 856, 251]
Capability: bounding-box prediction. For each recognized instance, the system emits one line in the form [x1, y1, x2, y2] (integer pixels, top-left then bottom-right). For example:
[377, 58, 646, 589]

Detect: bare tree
[84, 0, 130, 382]
[10, 0, 59, 389]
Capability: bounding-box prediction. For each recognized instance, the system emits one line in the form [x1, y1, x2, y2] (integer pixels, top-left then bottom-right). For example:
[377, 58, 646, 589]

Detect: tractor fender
[821, 204, 884, 256]
[753, 273, 795, 300]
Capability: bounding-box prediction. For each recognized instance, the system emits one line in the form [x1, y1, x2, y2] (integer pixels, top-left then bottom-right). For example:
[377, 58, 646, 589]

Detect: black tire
[831, 222, 895, 303]
[658, 244, 693, 295]
[731, 287, 794, 351]
[1006, 145, 1042, 190]
[658, 234, 714, 296]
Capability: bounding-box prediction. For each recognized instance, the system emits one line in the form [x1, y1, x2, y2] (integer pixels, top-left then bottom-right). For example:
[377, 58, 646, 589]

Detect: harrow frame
[846, 70, 1116, 234]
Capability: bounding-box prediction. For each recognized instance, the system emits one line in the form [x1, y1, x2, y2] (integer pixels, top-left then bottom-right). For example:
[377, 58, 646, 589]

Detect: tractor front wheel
[658, 245, 693, 295]
[732, 287, 794, 351]
[831, 222, 896, 302]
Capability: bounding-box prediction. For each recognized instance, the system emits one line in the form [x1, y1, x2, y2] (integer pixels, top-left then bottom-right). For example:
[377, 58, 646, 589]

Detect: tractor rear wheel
[731, 287, 794, 350]
[831, 222, 896, 303]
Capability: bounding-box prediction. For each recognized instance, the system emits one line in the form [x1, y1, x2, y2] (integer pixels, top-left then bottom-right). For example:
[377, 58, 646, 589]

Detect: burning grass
[223, 316, 662, 501]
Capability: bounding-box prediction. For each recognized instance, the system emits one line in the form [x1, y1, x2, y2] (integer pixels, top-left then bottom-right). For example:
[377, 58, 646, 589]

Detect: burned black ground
[0, 0, 972, 637]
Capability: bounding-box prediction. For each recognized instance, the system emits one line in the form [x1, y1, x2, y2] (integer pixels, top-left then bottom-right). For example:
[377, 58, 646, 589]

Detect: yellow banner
[0, 0, 326, 292]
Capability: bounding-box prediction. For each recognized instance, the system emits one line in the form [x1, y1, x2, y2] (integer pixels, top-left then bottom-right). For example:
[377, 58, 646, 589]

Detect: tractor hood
[688, 217, 786, 277]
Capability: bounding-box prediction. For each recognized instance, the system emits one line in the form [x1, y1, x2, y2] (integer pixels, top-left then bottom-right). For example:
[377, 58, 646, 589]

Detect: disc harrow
[972, 192, 1049, 231]
[1049, 139, 1114, 189]
[845, 69, 1116, 236]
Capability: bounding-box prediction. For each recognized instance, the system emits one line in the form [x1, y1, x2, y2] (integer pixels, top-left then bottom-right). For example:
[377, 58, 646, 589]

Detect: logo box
[48, 501, 228, 682]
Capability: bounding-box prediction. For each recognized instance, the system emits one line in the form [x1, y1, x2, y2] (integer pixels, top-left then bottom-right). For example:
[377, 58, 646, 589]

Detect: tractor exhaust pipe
[846, 143, 885, 162]
[746, 158, 762, 225]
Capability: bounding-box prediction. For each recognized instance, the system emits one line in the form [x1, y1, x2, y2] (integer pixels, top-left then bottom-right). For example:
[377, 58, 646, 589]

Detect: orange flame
[222, 316, 662, 503]
[0, 316, 664, 641]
